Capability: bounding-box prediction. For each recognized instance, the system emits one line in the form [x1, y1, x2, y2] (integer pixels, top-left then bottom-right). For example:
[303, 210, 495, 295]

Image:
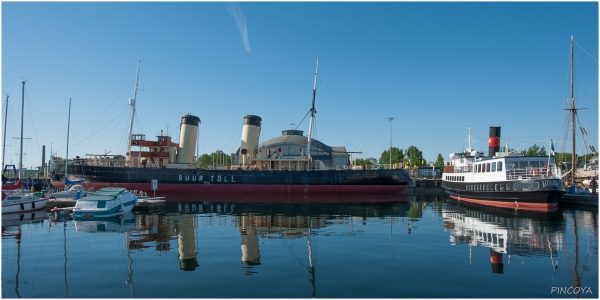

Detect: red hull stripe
[449, 195, 558, 212]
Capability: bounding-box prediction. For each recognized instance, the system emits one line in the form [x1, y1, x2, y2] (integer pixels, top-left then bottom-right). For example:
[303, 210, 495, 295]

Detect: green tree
[406, 145, 424, 167]
[379, 147, 405, 166]
[196, 150, 231, 168]
[434, 153, 445, 170]
[520, 144, 548, 156]
[355, 157, 378, 167]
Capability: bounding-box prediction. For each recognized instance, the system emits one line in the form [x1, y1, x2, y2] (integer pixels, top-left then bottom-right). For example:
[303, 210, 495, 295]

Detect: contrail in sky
[227, 3, 250, 52]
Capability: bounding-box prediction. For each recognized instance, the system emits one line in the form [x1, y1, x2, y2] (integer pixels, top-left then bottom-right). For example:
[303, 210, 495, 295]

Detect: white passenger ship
[442, 127, 565, 211]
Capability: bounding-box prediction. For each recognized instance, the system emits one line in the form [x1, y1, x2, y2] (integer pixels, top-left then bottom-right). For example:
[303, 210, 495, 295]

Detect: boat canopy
[78, 187, 128, 201]
[65, 177, 85, 185]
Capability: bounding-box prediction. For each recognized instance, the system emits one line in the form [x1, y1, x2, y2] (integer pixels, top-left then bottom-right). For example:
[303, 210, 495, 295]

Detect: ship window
[492, 162, 497, 172]
[522, 182, 529, 190]
[533, 182, 540, 189]
[487, 163, 491, 172]
[495, 184, 499, 191]
[530, 161, 539, 168]
[97, 201, 106, 209]
[506, 183, 511, 191]
[519, 161, 528, 168]
[500, 184, 504, 191]
[498, 162, 503, 171]
[513, 182, 519, 190]
[477, 164, 481, 173]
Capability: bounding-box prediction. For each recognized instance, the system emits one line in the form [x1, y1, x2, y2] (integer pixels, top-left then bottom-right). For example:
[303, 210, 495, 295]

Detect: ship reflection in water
[135, 193, 411, 279]
[442, 201, 566, 274]
[2, 194, 597, 298]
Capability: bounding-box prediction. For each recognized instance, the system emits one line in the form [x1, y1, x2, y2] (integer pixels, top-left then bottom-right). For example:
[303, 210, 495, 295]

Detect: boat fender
[530, 168, 538, 177]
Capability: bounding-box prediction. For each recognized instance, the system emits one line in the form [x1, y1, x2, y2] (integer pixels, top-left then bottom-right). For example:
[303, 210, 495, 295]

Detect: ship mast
[568, 36, 578, 185]
[306, 58, 319, 170]
[126, 58, 141, 166]
[467, 126, 472, 152]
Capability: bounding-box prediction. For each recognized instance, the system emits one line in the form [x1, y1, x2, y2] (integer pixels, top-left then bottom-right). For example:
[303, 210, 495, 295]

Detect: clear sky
[2, 1, 598, 170]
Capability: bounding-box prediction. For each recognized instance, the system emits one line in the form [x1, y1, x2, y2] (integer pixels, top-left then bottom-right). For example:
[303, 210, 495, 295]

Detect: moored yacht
[72, 187, 138, 219]
[442, 127, 564, 211]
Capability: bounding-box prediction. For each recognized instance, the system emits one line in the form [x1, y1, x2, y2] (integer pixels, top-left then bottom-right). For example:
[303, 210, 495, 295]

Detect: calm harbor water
[2, 194, 597, 298]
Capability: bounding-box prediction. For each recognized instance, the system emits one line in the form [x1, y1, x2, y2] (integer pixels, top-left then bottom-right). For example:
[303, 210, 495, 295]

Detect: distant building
[406, 166, 441, 179]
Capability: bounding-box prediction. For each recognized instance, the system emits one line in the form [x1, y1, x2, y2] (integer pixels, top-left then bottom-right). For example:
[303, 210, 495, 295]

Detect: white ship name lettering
[177, 174, 235, 183]
[542, 180, 559, 188]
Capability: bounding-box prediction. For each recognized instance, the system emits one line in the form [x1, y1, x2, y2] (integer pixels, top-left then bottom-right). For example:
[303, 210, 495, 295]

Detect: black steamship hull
[51, 164, 411, 196]
[443, 179, 564, 211]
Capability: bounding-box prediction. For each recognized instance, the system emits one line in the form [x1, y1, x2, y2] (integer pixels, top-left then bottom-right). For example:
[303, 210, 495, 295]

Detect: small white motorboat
[73, 187, 138, 219]
[2, 192, 49, 214]
[49, 184, 88, 199]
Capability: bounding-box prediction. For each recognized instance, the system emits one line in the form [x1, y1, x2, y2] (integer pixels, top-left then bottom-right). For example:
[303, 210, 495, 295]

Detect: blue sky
[2, 2, 598, 170]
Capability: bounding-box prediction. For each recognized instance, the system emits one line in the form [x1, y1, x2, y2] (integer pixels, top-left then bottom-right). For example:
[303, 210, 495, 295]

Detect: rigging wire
[321, 62, 379, 152]
[81, 67, 136, 155]
[316, 114, 361, 153]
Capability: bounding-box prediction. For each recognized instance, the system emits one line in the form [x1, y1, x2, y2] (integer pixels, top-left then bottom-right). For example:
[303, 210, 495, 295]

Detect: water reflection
[2, 209, 48, 298]
[74, 212, 137, 233]
[4, 194, 595, 298]
[155, 198, 412, 278]
[442, 199, 587, 276]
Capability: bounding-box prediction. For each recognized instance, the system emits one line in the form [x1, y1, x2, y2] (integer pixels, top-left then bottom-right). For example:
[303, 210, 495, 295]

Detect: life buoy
[530, 168, 538, 176]
[344, 165, 348, 170]
[151, 163, 156, 168]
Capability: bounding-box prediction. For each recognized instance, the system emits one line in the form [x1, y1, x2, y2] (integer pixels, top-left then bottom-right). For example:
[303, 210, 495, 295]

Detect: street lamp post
[388, 117, 394, 169]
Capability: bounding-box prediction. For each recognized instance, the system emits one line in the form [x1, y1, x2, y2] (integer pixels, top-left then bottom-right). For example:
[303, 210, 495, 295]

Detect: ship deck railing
[506, 167, 558, 180]
[451, 166, 560, 180]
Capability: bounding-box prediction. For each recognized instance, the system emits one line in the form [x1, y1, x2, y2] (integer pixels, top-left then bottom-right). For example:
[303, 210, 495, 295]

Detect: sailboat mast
[64, 98, 71, 191]
[570, 36, 576, 185]
[3, 94, 9, 170]
[18, 81, 25, 180]
[306, 58, 319, 170]
[126, 58, 141, 166]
